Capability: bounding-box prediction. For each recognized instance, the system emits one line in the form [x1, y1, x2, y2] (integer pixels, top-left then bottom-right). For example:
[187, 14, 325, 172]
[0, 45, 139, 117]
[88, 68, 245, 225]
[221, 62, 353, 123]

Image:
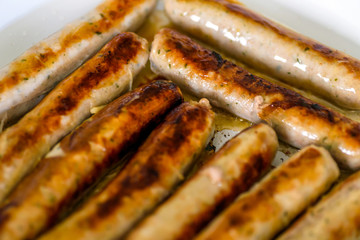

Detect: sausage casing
[150, 28, 360, 170]
[0, 0, 156, 124]
[165, 0, 360, 109]
[196, 145, 339, 240]
[125, 123, 278, 240]
[278, 170, 360, 240]
[0, 32, 149, 202]
[39, 99, 214, 240]
[0, 80, 183, 240]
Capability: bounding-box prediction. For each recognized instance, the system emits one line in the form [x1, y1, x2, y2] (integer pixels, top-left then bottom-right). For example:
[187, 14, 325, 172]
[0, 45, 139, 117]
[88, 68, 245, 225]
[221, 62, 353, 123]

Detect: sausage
[278, 171, 360, 240]
[195, 145, 339, 240]
[0, 32, 149, 202]
[38, 99, 214, 240]
[164, 0, 360, 109]
[0, 0, 156, 125]
[150, 28, 360, 170]
[0, 80, 183, 240]
[125, 123, 278, 240]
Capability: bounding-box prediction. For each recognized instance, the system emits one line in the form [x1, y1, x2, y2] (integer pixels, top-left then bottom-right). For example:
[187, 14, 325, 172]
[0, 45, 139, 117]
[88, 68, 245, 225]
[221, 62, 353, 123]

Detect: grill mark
[224, 148, 323, 229]
[60, 80, 183, 152]
[176, 153, 270, 240]
[173, 40, 225, 72]
[165, 28, 283, 96]
[53, 33, 141, 114]
[85, 102, 210, 227]
[0, 157, 79, 232]
[262, 149, 322, 196]
[95, 164, 160, 219]
[232, 70, 282, 96]
[0, 48, 57, 93]
[200, 0, 360, 76]
[2, 33, 142, 162]
[0, 157, 63, 234]
[0, 202, 18, 226]
[0, 81, 183, 233]
[175, 194, 232, 240]
[172, 126, 274, 239]
[313, 172, 360, 240]
[261, 95, 339, 125]
[0, 0, 146, 93]
[294, 148, 321, 162]
[281, 171, 360, 239]
[162, 28, 360, 141]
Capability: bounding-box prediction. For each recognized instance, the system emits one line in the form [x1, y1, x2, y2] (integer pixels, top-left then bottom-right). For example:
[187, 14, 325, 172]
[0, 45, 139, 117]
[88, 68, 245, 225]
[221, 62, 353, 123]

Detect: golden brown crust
[278, 170, 360, 240]
[83, 101, 212, 228]
[196, 146, 339, 240]
[161, 28, 359, 129]
[0, 0, 148, 93]
[177, 0, 360, 77]
[315, 173, 360, 240]
[39, 100, 213, 240]
[59, 80, 183, 153]
[1, 32, 142, 163]
[0, 81, 183, 239]
[157, 28, 360, 168]
[168, 124, 276, 239]
[325, 175, 360, 240]
[205, 148, 323, 238]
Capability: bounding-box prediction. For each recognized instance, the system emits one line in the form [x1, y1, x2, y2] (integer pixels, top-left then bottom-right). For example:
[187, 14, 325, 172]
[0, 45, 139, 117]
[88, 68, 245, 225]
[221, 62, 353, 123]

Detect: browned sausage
[196, 145, 339, 240]
[150, 28, 360, 170]
[39, 99, 214, 240]
[0, 80, 183, 240]
[0, 0, 157, 125]
[278, 170, 360, 240]
[0, 32, 148, 202]
[125, 123, 278, 240]
[165, 0, 360, 109]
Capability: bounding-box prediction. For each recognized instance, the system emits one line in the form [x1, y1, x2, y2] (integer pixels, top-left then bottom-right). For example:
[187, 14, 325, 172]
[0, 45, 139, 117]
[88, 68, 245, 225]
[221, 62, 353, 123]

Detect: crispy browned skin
[0, 0, 144, 92]
[195, 146, 339, 240]
[278, 170, 360, 240]
[125, 123, 278, 240]
[150, 28, 360, 170]
[165, 0, 360, 109]
[0, 32, 149, 203]
[0, 81, 183, 240]
[39, 100, 214, 240]
[0, 0, 156, 124]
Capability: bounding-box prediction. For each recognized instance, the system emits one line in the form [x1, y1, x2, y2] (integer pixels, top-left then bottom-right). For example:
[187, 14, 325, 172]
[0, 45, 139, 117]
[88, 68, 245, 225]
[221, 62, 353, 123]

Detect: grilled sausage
[0, 80, 183, 240]
[125, 123, 278, 240]
[150, 28, 360, 170]
[195, 145, 339, 240]
[0, 0, 156, 125]
[278, 170, 360, 240]
[0, 32, 149, 202]
[39, 99, 214, 240]
[164, 0, 360, 109]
